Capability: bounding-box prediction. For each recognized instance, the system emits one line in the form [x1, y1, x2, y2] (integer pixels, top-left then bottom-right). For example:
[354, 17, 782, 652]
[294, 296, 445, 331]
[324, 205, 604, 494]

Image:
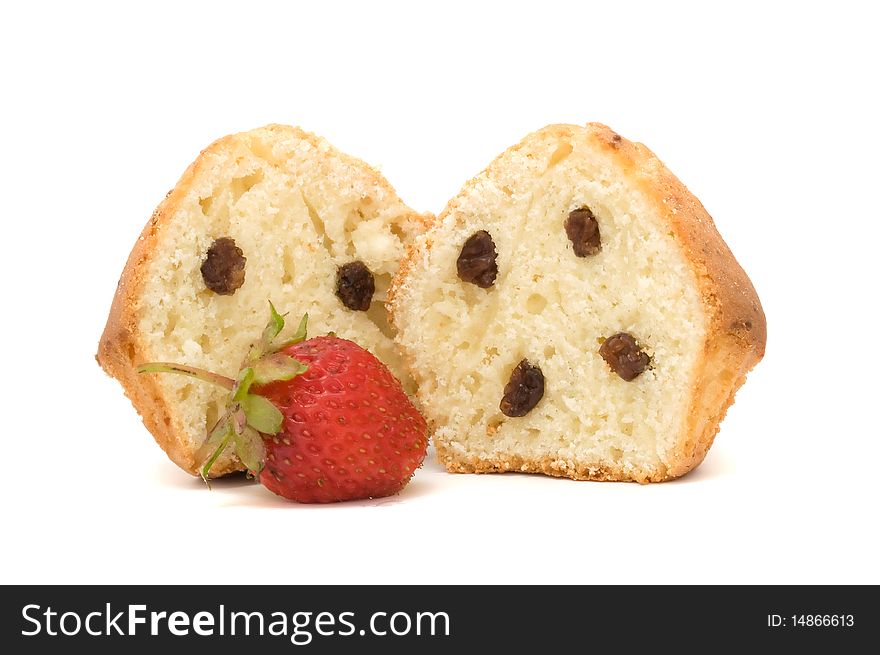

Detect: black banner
[2, 585, 875, 652]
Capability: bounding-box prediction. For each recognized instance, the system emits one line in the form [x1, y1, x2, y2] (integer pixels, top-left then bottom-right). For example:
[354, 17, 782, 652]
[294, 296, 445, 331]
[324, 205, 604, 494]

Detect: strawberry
[139, 304, 427, 503]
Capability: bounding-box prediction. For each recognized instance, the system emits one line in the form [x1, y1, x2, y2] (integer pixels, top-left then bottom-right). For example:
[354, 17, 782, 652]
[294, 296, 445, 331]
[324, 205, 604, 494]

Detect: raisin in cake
[389, 123, 765, 482]
[98, 125, 428, 476]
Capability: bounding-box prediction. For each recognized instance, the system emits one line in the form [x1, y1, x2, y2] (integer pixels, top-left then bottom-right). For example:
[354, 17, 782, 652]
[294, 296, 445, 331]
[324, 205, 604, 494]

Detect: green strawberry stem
[136, 362, 235, 389]
[138, 302, 309, 482]
[198, 425, 232, 486]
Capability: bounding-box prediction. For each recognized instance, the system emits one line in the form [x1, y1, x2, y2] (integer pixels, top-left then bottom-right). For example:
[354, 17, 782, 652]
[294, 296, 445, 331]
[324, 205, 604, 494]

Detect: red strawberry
[138, 303, 428, 503]
[254, 336, 426, 502]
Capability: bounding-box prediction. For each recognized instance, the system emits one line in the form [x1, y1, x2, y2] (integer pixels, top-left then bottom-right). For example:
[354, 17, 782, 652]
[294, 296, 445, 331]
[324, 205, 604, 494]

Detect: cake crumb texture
[389, 123, 765, 482]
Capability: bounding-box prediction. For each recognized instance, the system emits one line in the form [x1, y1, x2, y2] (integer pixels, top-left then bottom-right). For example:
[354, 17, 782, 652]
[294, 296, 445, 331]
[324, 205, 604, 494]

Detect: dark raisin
[500, 359, 545, 417]
[565, 207, 601, 257]
[599, 333, 650, 381]
[200, 237, 246, 295]
[457, 230, 498, 288]
[336, 261, 375, 311]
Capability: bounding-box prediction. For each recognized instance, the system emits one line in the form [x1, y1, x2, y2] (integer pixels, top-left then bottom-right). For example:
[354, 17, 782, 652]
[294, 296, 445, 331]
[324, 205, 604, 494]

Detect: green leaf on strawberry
[241, 393, 283, 434]
[278, 312, 309, 349]
[139, 302, 310, 480]
[232, 367, 256, 401]
[195, 419, 233, 484]
[252, 353, 309, 385]
[231, 425, 267, 475]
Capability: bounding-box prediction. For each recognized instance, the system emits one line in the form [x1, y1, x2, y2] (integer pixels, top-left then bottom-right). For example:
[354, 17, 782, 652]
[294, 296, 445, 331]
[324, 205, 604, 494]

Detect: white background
[1, 1, 877, 585]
